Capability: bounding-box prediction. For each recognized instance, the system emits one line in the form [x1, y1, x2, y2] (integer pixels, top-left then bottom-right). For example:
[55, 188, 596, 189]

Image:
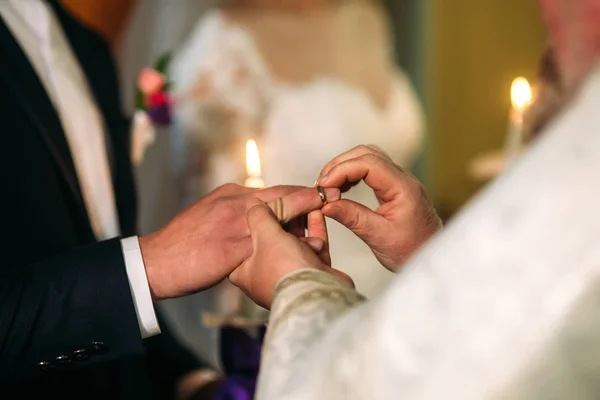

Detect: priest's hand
[138, 183, 340, 301]
[316, 145, 442, 272]
[229, 198, 352, 309]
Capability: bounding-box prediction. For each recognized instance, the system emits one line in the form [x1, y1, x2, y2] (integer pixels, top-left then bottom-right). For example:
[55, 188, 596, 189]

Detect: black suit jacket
[0, 2, 202, 398]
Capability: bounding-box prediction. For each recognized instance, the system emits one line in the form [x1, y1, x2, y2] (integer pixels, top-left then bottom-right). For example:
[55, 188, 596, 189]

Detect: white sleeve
[257, 269, 367, 399]
[120, 236, 161, 339]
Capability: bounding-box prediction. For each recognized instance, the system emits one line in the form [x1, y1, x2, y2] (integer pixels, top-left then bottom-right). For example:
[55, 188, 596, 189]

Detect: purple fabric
[211, 326, 266, 400]
[147, 104, 171, 126]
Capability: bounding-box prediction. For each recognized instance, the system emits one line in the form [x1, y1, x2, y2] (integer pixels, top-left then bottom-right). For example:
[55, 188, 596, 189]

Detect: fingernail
[307, 238, 324, 252]
[313, 180, 319, 188]
[324, 188, 340, 202]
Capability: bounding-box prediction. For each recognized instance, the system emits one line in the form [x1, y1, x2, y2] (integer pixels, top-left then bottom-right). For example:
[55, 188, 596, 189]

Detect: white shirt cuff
[121, 236, 161, 339]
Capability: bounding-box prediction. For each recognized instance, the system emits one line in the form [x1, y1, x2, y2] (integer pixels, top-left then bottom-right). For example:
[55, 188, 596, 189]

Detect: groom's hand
[138, 183, 340, 300]
[317, 145, 442, 272]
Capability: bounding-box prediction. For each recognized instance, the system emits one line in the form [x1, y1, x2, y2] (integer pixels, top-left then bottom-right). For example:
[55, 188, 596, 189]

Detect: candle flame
[511, 77, 532, 112]
[246, 140, 261, 177]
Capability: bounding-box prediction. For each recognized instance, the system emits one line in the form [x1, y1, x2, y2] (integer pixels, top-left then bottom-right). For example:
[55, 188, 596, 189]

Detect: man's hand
[138, 183, 340, 300]
[229, 199, 352, 309]
[317, 145, 442, 272]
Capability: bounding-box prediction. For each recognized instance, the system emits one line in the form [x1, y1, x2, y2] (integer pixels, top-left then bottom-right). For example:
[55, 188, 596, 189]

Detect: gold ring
[271, 197, 285, 222]
[316, 186, 327, 205]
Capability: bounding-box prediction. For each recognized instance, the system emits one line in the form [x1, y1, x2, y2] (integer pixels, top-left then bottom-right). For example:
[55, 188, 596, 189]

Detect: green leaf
[154, 52, 172, 75]
[135, 87, 146, 110]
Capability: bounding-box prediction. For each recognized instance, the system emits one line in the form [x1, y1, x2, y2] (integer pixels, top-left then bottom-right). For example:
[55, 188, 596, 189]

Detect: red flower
[146, 91, 170, 108]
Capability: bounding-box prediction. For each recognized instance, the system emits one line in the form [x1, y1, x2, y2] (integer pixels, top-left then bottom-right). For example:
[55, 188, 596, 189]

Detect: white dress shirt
[0, 0, 160, 338]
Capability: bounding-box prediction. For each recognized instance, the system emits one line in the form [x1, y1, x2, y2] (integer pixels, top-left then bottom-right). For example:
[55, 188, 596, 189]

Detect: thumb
[246, 198, 284, 239]
[299, 237, 325, 252]
[326, 267, 355, 289]
[322, 199, 385, 244]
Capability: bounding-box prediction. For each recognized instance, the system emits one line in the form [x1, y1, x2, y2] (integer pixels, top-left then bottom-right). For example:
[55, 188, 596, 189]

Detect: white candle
[244, 139, 265, 188]
[505, 77, 532, 161]
[242, 139, 269, 322]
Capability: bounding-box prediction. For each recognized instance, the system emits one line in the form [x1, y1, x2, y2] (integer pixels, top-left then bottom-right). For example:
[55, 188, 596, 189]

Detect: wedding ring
[271, 197, 285, 222]
[316, 186, 328, 205]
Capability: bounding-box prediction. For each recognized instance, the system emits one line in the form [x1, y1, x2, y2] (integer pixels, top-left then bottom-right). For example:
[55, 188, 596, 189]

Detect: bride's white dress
[169, 10, 424, 297]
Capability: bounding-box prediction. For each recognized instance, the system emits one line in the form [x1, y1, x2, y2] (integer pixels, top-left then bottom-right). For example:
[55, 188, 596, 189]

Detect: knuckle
[215, 197, 243, 221]
[417, 182, 429, 200]
[360, 152, 380, 164]
[356, 144, 371, 153]
[220, 182, 243, 193]
[360, 152, 402, 175]
[366, 144, 383, 153]
[408, 177, 430, 203]
[346, 211, 362, 230]
[368, 144, 392, 160]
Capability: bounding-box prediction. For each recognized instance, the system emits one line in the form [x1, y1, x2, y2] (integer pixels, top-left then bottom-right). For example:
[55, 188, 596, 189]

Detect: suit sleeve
[0, 238, 145, 383]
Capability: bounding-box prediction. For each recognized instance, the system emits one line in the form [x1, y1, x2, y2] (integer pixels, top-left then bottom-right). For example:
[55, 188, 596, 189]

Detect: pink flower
[146, 92, 170, 108]
[138, 67, 166, 97]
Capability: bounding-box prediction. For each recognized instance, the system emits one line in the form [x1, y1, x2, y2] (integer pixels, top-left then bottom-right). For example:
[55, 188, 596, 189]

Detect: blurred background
[59, 0, 548, 365]
[62, 0, 547, 219]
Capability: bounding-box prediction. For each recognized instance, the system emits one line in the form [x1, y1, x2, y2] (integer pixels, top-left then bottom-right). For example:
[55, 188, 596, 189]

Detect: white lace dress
[169, 10, 424, 298]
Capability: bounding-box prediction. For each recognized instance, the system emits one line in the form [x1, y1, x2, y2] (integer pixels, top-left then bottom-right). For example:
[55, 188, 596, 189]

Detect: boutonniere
[136, 53, 173, 126]
[131, 53, 173, 166]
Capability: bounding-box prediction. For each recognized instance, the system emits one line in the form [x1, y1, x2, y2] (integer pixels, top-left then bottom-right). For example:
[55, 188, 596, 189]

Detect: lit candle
[505, 77, 532, 161]
[242, 139, 269, 322]
[244, 139, 265, 188]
